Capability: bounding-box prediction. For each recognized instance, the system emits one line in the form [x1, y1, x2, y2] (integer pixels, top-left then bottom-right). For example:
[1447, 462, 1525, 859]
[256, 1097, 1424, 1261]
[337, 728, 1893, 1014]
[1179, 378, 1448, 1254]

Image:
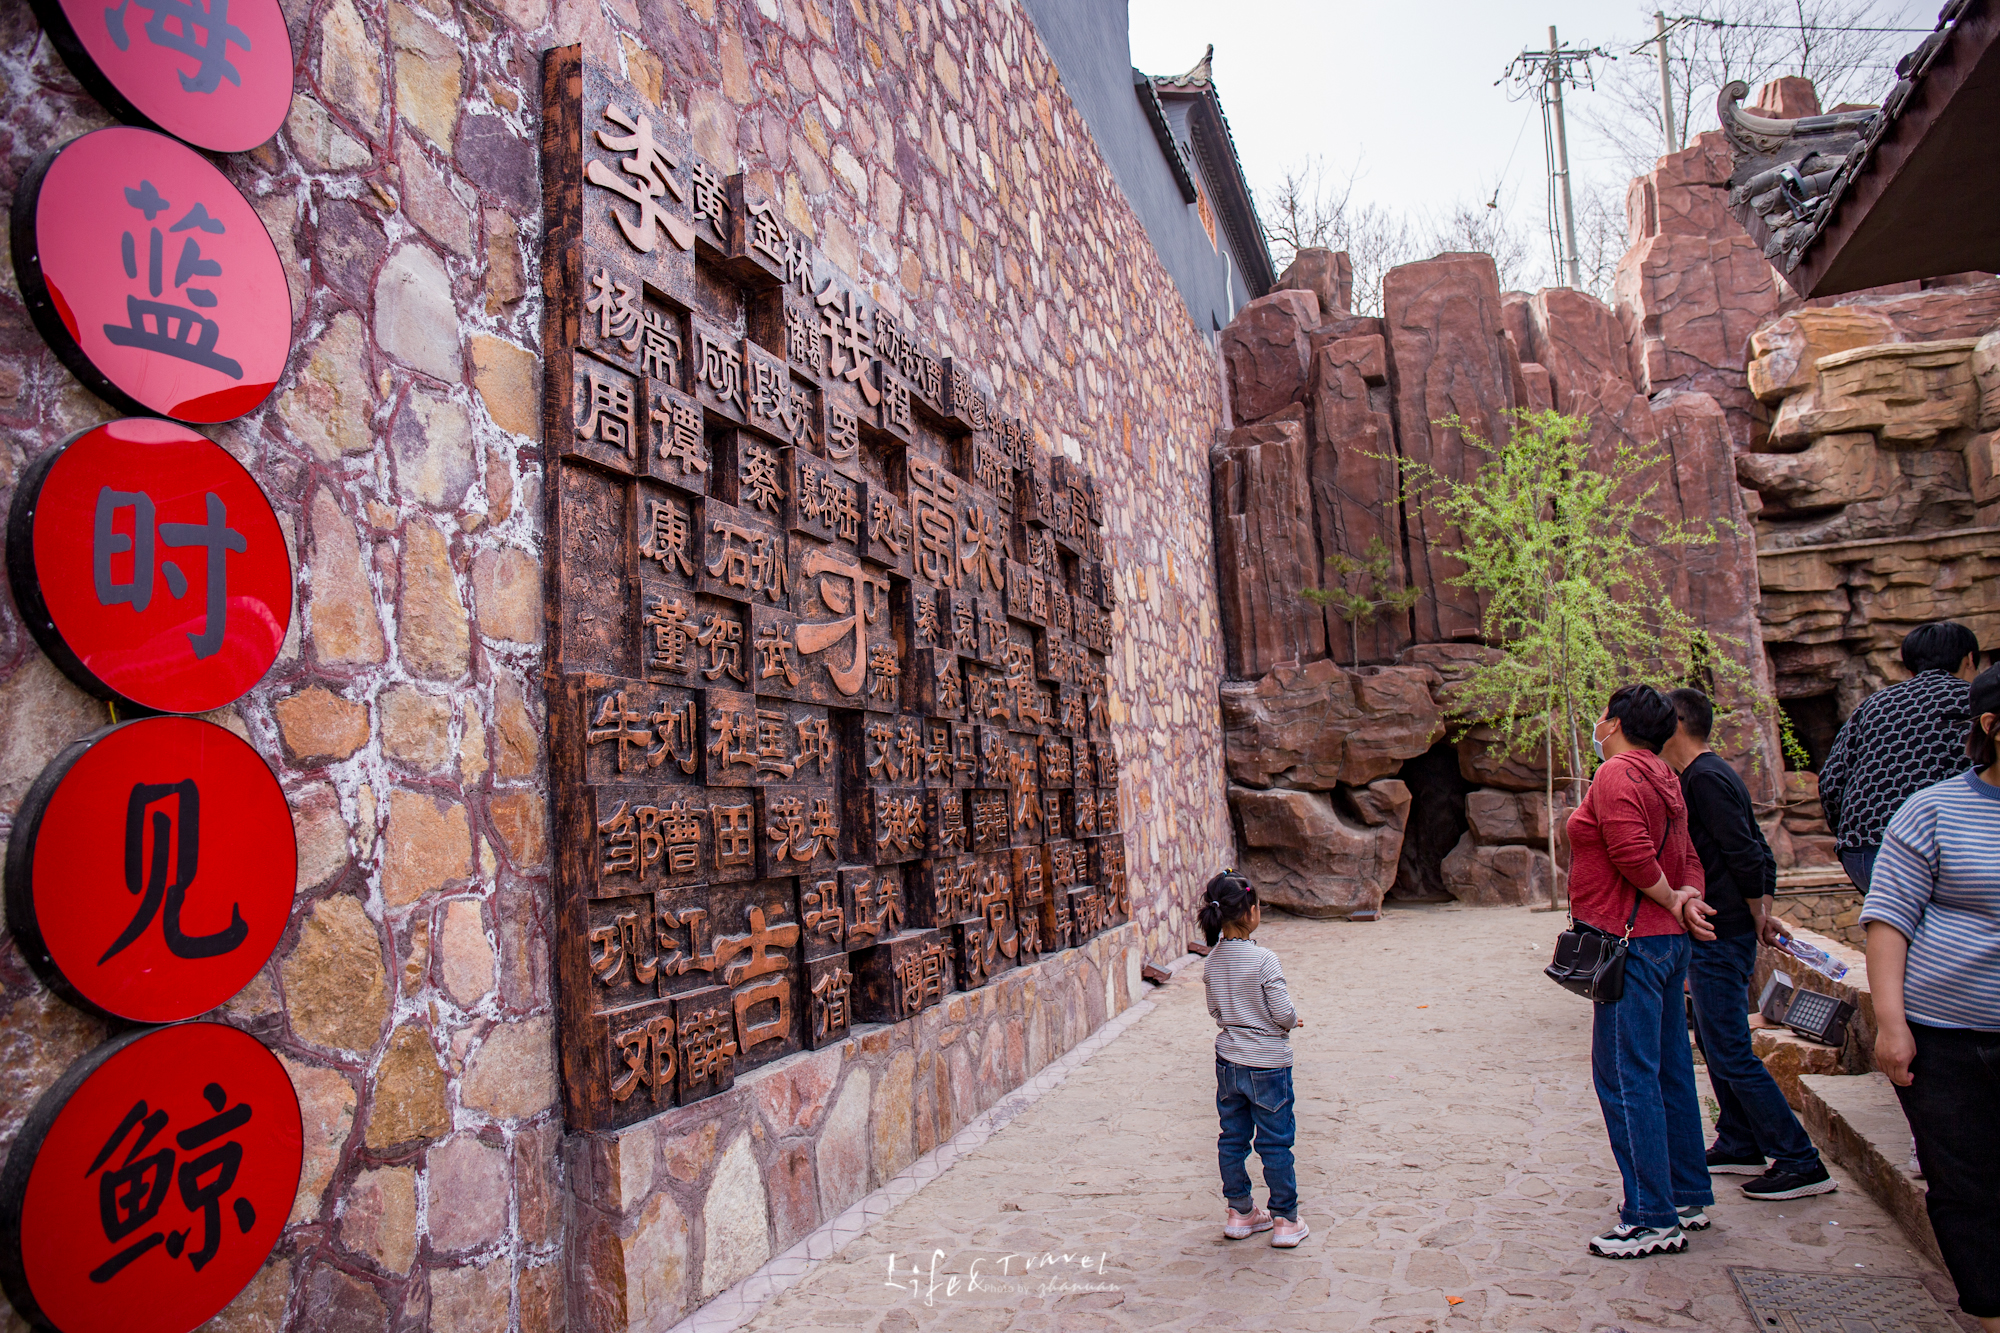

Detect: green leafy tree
[1397, 408, 1759, 906]
[1301, 535, 1424, 665]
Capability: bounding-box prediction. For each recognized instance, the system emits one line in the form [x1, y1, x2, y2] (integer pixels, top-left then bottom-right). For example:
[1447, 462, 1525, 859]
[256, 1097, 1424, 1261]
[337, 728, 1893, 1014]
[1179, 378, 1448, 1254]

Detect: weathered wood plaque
[544, 47, 1126, 1132]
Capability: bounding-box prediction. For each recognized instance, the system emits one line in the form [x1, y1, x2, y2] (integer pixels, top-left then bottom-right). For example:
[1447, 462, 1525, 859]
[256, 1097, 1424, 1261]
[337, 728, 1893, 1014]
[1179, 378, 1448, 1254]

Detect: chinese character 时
[95, 487, 247, 661]
[105, 181, 245, 379]
[586, 104, 695, 255]
[101, 778, 248, 966]
[586, 269, 641, 348]
[104, 0, 253, 94]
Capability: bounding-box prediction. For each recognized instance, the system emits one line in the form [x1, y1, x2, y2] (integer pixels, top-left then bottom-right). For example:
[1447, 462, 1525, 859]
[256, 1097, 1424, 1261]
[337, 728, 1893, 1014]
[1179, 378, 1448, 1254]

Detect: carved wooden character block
[971, 854, 1019, 980]
[924, 788, 972, 858]
[797, 873, 844, 958]
[744, 341, 817, 450]
[1072, 787, 1099, 839]
[569, 354, 650, 476]
[916, 719, 976, 789]
[783, 448, 863, 550]
[590, 997, 681, 1128]
[847, 712, 925, 788]
[1068, 884, 1104, 945]
[714, 430, 789, 522]
[745, 604, 803, 701]
[707, 879, 803, 1073]
[689, 315, 748, 425]
[1099, 784, 1121, 834]
[805, 954, 854, 1049]
[790, 536, 891, 706]
[907, 453, 961, 589]
[1010, 847, 1048, 960]
[1046, 838, 1078, 897]
[968, 789, 1009, 855]
[908, 856, 979, 929]
[847, 787, 926, 864]
[553, 463, 633, 677]
[708, 697, 831, 787]
[566, 675, 702, 785]
[708, 794, 757, 884]
[863, 488, 913, 578]
[583, 788, 710, 897]
[700, 497, 788, 609]
[840, 863, 906, 950]
[756, 784, 839, 875]
[632, 485, 701, 598]
[647, 381, 711, 492]
[674, 986, 737, 1104]
[584, 892, 668, 1012]
[908, 648, 963, 719]
[1094, 839, 1130, 923]
[851, 929, 951, 1024]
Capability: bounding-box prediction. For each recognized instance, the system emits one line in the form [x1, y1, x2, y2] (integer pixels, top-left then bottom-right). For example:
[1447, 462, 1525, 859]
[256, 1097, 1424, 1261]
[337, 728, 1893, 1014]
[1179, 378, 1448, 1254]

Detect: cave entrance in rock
[1389, 740, 1472, 902]
[1781, 693, 1841, 772]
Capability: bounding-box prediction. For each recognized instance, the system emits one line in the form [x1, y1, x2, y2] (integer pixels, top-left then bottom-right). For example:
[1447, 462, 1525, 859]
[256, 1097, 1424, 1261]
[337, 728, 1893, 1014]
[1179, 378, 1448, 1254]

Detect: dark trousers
[1896, 1023, 2000, 1318]
[1689, 933, 1823, 1173]
[1591, 933, 1714, 1227]
[1839, 845, 1877, 894]
[1216, 1057, 1298, 1220]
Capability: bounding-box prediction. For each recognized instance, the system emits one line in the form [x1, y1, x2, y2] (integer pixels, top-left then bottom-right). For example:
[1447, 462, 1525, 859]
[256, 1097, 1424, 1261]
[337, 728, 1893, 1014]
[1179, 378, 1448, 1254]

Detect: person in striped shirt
[1201, 872, 1309, 1249]
[1861, 663, 2000, 1333]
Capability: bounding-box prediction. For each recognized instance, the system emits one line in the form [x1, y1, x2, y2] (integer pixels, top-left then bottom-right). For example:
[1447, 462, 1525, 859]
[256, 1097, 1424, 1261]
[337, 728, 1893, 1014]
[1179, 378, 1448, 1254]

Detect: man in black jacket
[1664, 689, 1834, 1201]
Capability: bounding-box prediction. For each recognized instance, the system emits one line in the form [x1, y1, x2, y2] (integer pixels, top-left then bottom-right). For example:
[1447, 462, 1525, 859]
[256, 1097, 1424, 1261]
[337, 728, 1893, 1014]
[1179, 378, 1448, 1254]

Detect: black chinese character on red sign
[86, 1081, 257, 1282]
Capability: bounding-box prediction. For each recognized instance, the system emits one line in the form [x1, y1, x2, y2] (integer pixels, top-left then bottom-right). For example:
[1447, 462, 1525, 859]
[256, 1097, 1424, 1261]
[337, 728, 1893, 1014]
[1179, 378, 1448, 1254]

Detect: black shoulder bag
[1545, 804, 1676, 1004]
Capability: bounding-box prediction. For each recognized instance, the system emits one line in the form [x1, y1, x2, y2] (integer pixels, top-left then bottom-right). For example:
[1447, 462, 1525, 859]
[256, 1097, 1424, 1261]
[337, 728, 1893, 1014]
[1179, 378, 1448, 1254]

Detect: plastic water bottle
[1779, 937, 1850, 982]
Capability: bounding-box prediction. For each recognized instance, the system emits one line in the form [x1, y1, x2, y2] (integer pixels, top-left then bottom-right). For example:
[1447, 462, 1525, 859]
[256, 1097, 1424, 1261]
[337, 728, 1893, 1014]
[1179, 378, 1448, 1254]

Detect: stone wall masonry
[564, 924, 1140, 1330]
[2, 0, 557, 1322]
[0, 0, 1231, 1329]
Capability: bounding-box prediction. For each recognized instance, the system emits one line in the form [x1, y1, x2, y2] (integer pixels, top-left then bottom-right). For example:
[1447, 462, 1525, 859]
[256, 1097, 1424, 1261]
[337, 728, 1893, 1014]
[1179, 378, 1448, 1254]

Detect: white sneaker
[1589, 1222, 1687, 1258]
[1676, 1205, 1710, 1231]
[1270, 1216, 1311, 1248]
[1223, 1205, 1272, 1239]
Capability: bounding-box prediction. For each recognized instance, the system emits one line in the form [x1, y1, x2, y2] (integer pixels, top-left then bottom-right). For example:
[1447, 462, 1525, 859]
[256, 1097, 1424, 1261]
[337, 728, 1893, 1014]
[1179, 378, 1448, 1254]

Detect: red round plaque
[7, 418, 292, 714]
[5, 716, 296, 1024]
[27, 0, 293, 153]
[0, 1023, 302, 1333]
[11, 128, 292, 423]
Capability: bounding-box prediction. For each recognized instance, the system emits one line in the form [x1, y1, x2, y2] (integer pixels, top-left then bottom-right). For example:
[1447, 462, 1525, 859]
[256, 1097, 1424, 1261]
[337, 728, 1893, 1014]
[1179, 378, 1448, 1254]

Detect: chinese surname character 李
[586, 105, 696, 254]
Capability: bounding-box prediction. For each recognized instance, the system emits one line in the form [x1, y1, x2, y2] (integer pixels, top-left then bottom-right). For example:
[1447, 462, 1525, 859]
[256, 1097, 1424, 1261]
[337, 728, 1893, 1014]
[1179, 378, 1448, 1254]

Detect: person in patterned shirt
[1820, 621, 1980, 892]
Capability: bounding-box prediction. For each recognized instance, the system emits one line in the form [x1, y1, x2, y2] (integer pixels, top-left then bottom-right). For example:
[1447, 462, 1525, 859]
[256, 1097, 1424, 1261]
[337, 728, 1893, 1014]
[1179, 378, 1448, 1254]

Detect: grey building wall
[1020, 0, 1245, 333]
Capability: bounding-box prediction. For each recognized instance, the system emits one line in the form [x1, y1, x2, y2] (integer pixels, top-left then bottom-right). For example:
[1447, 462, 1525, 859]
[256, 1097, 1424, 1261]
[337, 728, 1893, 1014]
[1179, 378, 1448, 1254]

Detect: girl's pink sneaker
[1270, 1217, 1311, 1248]
[1224, 1205, 1273, 1239]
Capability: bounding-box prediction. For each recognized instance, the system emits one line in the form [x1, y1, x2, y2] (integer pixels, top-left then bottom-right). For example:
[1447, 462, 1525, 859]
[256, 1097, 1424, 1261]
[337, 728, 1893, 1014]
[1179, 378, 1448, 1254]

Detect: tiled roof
[1722, 0, 1974, 276]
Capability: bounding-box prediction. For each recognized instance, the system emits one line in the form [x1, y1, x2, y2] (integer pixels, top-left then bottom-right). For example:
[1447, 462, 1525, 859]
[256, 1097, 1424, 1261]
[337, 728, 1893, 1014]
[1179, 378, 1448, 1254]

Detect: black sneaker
[1741, 1164, 1837, 1200]
[1589, 1222, 1687, 1258]
[1706, 1146, 1768, 1175]
[1676, 1204, 1711, 1231]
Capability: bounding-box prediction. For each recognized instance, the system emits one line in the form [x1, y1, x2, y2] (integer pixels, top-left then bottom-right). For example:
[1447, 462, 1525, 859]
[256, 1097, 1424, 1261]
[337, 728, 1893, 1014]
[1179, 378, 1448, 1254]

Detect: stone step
[1795, 1072, 1941, 1268]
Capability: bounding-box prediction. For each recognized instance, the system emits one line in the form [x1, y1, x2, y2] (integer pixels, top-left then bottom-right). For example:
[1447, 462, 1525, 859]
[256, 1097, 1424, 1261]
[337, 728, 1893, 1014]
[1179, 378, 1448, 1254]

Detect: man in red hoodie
[1566, 684, 1717, 1258]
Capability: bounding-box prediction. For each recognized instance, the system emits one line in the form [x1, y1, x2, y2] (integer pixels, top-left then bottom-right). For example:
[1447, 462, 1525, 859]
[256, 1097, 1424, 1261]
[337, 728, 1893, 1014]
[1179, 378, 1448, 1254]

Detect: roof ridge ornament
[1718, 80, 1797, 155]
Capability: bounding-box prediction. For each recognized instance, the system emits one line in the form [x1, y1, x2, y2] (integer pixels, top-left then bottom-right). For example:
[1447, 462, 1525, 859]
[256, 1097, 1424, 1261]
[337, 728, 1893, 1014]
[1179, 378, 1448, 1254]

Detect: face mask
[1591, 721, 1608, 762]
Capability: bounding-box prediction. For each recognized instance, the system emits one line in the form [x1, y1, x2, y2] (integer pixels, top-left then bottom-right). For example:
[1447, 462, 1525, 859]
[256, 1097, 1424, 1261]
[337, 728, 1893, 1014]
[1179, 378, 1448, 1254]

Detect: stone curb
[664, 958, 1196, 1333]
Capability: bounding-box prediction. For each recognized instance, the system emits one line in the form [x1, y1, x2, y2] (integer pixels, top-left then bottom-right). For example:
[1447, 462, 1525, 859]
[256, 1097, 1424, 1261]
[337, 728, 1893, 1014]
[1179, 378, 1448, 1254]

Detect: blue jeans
[1840, 846, 1877, 894]
[1217, 1057, 1298, 1220]
[1689, 933, 1822, 1173]
[1591, 933, 1714, 1227]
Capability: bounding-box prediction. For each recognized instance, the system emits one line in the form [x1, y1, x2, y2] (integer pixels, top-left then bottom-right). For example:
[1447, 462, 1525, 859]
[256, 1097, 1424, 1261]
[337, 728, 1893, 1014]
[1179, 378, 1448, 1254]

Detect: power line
[1630, 12, 1934, 54]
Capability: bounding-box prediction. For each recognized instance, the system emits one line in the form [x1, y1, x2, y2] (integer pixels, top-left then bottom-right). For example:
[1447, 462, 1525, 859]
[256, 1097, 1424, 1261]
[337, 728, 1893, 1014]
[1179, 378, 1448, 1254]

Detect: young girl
[1201, 872, 1309, 1248]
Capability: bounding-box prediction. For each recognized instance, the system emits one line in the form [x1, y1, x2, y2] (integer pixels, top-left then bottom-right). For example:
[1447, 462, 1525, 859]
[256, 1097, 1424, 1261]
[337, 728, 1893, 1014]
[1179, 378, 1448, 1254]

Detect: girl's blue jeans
[1217, 1056, 1298, 1220]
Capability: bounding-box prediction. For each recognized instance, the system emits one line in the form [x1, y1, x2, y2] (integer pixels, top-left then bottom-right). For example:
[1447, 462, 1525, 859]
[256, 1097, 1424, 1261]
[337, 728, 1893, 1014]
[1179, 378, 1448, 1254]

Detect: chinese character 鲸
[93, 486, 247, 661]
[105, 0, 253, 95]
[585, 104, 695, 255]
[85, 1082, 257, 1283]
[105, 181, 243, 379]
[101, 778, 248, 965]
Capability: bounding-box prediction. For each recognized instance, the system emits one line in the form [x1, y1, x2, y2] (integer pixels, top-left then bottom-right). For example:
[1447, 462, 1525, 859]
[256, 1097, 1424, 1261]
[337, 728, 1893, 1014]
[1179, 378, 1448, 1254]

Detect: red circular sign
[7, 418, 292, 713]
[28, 0, 293, 153]
[13, 128, 291, 423]
[5, 716, 296, 1024]
[0, 1023, 302, 1333]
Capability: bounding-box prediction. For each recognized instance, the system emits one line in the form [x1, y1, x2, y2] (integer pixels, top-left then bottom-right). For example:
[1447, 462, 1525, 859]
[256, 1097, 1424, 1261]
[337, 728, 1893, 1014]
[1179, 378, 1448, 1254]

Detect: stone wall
[0, 0, 1231, 1329]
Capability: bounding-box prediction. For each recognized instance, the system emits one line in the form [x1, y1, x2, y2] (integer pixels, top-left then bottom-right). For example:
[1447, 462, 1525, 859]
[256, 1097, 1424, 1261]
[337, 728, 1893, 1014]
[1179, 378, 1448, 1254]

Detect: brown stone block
[366, 1023, 450, 1148]
[1440, 834, 1558, 907]
[274, 685, 370, 765]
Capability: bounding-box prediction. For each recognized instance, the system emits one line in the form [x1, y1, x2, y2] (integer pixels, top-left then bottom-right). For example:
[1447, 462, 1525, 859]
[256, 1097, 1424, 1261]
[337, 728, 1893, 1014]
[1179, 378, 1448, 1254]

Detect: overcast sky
[1126, 0, 1936, 286]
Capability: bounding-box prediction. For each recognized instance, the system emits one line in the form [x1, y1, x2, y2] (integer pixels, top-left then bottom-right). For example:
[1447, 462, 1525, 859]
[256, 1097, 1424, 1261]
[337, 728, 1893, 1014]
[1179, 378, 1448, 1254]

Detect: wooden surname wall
[540, 48, 1129, 1133]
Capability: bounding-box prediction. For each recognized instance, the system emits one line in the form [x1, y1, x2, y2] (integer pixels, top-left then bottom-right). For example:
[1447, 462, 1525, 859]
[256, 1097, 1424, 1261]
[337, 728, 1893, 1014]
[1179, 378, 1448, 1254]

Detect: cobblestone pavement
[737, 904, 1957, 1332]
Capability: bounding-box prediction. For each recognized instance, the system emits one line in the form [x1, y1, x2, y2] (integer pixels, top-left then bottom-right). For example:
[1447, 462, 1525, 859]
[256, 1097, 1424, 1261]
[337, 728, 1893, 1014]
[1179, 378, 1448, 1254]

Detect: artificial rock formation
[1211, 405, 1326, 677]
[1233, 780, 1412, 918]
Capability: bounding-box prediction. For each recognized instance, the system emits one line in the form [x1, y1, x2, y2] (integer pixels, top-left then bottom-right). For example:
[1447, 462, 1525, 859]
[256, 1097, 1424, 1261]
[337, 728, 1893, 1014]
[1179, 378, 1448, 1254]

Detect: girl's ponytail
[1199, 870, 1256, 946]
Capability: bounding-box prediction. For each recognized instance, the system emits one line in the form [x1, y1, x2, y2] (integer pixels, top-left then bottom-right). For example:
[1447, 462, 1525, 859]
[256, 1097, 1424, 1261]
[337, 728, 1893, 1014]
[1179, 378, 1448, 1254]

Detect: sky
[1126, 0, 1937, 285]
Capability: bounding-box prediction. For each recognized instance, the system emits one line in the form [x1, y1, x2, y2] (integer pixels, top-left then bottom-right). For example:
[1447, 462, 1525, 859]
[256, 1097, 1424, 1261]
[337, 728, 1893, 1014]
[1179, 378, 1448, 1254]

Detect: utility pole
[1547, 26, 1582, 289]
[1502, 29, 1606, 290]
[1654, 12, 1680, 154]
